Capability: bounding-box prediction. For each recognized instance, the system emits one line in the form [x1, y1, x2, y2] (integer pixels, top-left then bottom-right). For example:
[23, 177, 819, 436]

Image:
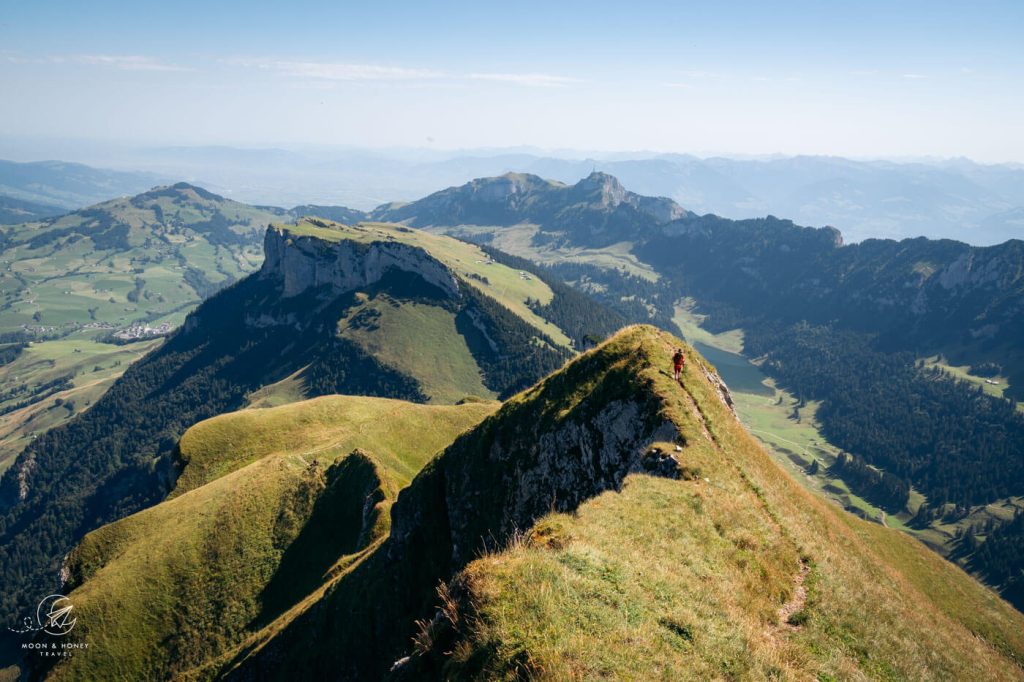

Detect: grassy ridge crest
[44, 395, 495, 681]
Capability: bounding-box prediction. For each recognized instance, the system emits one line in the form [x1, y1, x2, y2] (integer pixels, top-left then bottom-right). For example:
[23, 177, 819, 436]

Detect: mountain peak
[578, 170, 624, 188]
[145, 181, 225, 202]
[574, 171, 628, 206]
[372, 171, 688, 242]
[472, 171, 555, 197]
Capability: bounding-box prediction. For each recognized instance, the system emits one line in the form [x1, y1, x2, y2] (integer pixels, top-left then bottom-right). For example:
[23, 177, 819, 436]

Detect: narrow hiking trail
[777, 558, 810, 630]
[664, 351, 814, 637]
[666, 351, 810, 623]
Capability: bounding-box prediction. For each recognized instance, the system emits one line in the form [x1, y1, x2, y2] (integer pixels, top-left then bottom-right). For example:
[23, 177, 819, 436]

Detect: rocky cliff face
[388, 390, 680, 568]
[387, 329, 688, 568]
[260, 226, 461, 299]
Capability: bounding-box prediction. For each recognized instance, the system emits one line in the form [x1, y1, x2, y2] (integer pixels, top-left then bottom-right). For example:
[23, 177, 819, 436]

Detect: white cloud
[467, 72, 581, 87]
[224, 58, 579, 87]
[677, 69, 720, 79]
[227, 58, 444, 81]
[902, 73, 927, 79]
[1, 52, 188, 71]
[662, 82, 691, 89]
[75, 55, 189, 72]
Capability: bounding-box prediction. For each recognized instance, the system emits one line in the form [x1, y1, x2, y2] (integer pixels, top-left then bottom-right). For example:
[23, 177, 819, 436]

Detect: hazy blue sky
[2, 0, 1023, 161]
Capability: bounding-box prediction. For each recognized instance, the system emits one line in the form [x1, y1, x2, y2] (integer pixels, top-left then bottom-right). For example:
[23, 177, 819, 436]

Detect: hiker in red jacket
[672, 348, 685, 381]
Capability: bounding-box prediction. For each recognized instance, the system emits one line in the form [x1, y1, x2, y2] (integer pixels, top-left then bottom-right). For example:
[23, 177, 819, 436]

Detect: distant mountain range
[0, 159, 166, 212]
[0, 195, 64, 224]
[371, 171, 688, 243]
[4, 151, 1024, 245]
[4, 149, 1022, 244]
[384, 172, 1024, 383]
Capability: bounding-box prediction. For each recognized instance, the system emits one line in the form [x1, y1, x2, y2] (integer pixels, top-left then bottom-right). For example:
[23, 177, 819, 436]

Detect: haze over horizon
[2, 0, 1023, 163]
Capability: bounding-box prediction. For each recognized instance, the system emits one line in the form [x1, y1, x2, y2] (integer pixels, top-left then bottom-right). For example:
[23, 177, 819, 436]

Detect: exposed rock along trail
[778, 558, 811, 631]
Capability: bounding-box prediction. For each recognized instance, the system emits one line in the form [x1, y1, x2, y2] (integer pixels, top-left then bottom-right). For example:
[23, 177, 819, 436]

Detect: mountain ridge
[42, 325, 1024, 681]
[0, 159, 167, 213]
[19, 150, 1021, 244]
[2, 170, 1024, 678]
[371, 171, 690, 248]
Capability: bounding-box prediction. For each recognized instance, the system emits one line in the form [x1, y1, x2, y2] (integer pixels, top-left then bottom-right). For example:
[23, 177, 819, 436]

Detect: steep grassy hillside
[433, 330, 1024, 681]
[173, 395, 495, 494]
[43, 396, 495, 681]
[183, 326, 1023, 681]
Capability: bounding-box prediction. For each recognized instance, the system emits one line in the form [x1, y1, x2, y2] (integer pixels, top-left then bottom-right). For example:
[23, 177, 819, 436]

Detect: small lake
[692, 341, 773, 396]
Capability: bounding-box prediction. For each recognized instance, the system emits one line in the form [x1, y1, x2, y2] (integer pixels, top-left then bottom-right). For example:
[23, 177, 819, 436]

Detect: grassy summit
[173, 394, 497, 494]
[0, 183, 280, 335]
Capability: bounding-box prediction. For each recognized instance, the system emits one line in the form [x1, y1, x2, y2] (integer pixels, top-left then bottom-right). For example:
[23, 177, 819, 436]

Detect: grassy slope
[175, 395, 498, 495]
[924, 355, 1021, 409]
[243, 367, 309, 408]
[282, 219, 572, 348]
[673, 299, 895, 519]
[0, 186, 278, 469]
[438, 223, 661, 282]
[337, 295, 495, 404]
[50, 395, 496, 681]
[424, 327, 1024, 680]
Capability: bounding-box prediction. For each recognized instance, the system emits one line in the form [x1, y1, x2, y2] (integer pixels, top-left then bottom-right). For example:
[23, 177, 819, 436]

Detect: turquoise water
[691, 341, 773, 396]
